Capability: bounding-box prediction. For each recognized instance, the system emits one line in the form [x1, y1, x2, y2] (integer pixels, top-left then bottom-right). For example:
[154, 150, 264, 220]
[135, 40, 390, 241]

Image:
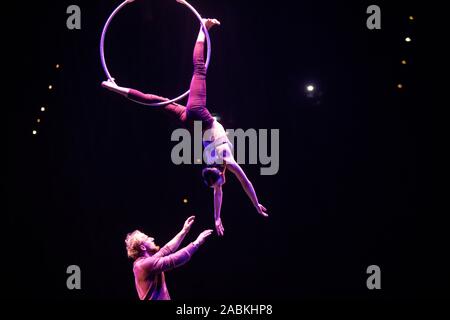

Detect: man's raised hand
[183, 216, 196, 233]
[195, 229, 214, 246]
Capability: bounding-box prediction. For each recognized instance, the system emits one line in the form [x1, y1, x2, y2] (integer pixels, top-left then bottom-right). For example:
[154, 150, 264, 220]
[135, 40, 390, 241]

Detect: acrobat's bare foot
[202, 18, 221, 30]
[101, 79, 118, 91]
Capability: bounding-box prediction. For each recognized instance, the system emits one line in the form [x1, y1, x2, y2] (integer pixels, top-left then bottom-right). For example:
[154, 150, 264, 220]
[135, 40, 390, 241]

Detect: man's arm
[214, 186, 224, 236]
[137, 230, 213, 274]
[226, 160, 268, 217]
[138, 243, 198, 274]
[155, 216, 195, 257]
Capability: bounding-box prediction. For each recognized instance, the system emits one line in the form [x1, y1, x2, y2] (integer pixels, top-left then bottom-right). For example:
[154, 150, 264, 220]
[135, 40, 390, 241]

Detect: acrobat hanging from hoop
[101, 0, 268, 236]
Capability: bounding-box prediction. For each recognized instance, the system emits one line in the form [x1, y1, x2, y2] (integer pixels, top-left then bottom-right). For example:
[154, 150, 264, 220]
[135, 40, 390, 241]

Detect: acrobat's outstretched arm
[213, 186, 224, 236]
[227, 160, 268, 218]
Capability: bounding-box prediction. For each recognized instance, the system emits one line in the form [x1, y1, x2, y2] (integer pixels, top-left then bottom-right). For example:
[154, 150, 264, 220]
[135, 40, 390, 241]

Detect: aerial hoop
[100, 0, 212, 107]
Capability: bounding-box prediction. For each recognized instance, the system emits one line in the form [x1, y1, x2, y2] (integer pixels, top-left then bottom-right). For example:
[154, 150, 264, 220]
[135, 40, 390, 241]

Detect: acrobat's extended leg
[185, 19, 220, 130]
[101, 81, 187, 125]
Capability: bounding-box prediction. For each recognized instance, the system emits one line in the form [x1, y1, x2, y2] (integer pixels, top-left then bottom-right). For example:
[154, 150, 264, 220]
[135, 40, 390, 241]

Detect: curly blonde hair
[125, 230, 145, 260]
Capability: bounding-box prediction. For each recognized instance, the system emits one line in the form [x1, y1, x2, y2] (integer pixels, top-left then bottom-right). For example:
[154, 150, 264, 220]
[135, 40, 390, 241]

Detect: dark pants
[128, 41, 214, 130]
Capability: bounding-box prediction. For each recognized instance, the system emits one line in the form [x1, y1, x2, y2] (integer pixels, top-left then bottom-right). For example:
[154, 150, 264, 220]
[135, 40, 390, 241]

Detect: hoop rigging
[100, 0, 212, 107]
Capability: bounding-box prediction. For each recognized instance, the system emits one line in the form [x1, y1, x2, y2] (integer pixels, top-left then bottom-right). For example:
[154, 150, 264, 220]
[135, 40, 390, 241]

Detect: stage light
[37, 118, 41, 123]
[401, 60, 407, 65]
[397, 84, 403, 89]
[41, 107, 46, 112]
[304, 83, 319, 100]
[183, 198, 188, 204]
[306, 85, 315, 92]
[32, 130, 37, 135]
[405, 37, 412, 43]
[48, 85, 53, 90]
[409, 16, 415, 21]
[56, 64, 60, 69]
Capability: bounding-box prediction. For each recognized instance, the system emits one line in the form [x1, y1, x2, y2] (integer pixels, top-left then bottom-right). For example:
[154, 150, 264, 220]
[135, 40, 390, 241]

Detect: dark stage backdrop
[7, 0, 443, 301]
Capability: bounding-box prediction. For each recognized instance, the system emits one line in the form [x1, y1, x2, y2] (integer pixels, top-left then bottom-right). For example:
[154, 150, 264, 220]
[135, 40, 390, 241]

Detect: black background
[6, 0, 444, 301]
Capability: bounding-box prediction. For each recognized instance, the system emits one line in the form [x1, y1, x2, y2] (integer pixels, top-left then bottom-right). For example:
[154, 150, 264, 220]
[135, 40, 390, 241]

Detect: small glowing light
[401, 60, 407, 65]
[56, 64, 60, 69]
[196, 158, 202, 164]
[183, 198, 188, 204]
[37, 118, 41, 123]
[409, 16, 415, 21]
[32, 130, 37, 135]
[48, 85, 53, 90]
[306, 85, 315, 92]
[405, 37, 412, 43]
[41, 107, 46, 112]
[397, 84, 403, 89]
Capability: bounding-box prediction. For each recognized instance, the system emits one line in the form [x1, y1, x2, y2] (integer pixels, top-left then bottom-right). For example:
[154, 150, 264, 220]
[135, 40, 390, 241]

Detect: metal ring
[100, 0, 211, 106]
